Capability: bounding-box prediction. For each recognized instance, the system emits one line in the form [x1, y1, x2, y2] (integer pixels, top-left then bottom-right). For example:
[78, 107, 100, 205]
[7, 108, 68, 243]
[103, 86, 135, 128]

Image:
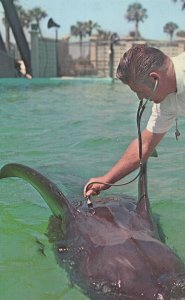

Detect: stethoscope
[84, 79, 158, 211]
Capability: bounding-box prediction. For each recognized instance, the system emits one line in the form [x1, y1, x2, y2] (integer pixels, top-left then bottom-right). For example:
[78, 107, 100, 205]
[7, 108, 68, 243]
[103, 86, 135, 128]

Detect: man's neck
[166, 58, 177, 93]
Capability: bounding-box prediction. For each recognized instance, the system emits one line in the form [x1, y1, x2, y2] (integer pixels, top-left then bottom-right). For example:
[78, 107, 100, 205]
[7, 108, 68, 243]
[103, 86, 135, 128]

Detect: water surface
[1, 78, 185, 300]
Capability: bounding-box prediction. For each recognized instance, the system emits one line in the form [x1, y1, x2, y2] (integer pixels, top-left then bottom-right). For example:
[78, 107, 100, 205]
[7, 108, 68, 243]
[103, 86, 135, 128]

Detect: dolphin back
[0, 163, 74, 219]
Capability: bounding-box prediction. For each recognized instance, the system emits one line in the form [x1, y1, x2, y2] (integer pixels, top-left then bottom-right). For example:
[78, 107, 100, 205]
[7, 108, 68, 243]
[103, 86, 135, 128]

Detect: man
[84, 44, 185, 198]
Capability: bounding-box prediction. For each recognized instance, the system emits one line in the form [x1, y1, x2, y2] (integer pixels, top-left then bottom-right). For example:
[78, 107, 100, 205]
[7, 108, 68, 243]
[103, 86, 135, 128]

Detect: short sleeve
[146, 97, 177, 134]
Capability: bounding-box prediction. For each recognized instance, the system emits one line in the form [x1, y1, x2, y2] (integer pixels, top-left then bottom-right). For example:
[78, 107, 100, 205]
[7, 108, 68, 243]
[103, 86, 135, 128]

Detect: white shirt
[146, 52, 185, 134]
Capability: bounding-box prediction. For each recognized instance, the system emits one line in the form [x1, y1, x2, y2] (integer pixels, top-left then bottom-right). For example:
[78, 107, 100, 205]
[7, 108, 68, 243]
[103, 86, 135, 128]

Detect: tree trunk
[135, 20, 139, 40]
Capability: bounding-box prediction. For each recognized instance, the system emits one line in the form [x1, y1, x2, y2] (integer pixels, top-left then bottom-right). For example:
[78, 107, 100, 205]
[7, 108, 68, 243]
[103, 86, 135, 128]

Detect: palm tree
[176, 30, 185, 38]
[70, 21, 87, 57]
[125, 2, 147, 40]
[2, 2, 47, 51]
[16, 5, 31, 29]
[97, 29, 112, 40]
[163, 22, 178, 42]
[71, 20, 99, 58]
[85, 20, 100, 36]
[172, 0, 185, 10]
[28, 7, 47, 35]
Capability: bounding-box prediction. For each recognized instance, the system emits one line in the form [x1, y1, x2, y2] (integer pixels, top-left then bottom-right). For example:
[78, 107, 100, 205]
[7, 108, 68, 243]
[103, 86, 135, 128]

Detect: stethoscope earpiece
[153, 79, 158, 92]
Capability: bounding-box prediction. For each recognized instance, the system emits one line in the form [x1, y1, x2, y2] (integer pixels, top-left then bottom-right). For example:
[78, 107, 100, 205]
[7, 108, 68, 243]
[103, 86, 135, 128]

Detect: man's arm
[84, 129, 166, 197]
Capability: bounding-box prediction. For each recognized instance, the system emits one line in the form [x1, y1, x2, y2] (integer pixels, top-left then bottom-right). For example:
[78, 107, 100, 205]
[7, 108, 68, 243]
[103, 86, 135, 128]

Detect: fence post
[30, 29, 40, 77]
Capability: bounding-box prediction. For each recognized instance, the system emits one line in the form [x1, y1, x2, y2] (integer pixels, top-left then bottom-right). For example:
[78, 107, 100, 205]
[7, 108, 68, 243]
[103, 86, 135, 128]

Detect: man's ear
[149, 72, 160, 83]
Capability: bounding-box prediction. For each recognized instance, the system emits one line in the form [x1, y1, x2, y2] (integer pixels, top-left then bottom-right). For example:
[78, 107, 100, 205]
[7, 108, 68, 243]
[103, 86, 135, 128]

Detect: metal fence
[58, 39, 185, 78]
[0, 33, 184, 78]
[0, 49, 15, 77]
[58, 39, 123, 78]
[29, 29, 185, 78]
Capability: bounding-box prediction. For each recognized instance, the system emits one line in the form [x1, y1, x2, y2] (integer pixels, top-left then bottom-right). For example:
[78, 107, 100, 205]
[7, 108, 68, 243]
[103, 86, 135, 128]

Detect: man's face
[128, 82, 163, 104]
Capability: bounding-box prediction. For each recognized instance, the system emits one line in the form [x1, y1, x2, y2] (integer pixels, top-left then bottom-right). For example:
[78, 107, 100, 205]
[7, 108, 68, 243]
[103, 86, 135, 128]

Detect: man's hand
[83, 176, 110, 198]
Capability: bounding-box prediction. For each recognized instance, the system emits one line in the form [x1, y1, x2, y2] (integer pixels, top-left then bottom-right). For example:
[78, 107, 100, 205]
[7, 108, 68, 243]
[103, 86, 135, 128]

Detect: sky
[0, 0, 184, 41]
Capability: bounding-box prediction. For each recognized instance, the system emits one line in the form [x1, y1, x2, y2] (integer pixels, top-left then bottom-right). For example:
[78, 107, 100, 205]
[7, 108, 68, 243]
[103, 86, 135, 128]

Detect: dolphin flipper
[0, 163, 75, 219]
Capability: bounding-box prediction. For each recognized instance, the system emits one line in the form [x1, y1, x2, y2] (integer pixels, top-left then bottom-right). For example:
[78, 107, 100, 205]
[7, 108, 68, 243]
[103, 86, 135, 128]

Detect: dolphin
[0, 162, 185, 299]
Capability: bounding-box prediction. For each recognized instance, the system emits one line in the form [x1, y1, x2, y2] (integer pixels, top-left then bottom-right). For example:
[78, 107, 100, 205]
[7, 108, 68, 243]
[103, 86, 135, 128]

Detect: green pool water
[1, 78, 185, 300]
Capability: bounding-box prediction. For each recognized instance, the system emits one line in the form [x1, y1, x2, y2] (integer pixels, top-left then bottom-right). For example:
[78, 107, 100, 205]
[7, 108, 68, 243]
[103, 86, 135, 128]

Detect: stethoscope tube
[85, 80, 158, 210]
